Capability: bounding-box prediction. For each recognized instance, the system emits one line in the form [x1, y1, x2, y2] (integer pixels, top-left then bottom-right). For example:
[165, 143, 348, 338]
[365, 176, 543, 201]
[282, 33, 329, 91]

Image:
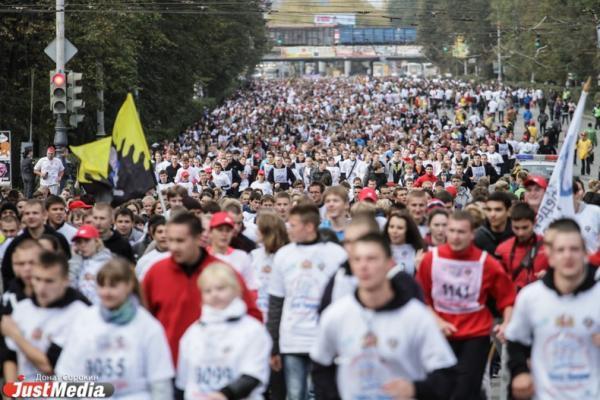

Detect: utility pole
[497, 23, 502, 83]
[96, 61, 106, 137]
[54, 0, 68, 155]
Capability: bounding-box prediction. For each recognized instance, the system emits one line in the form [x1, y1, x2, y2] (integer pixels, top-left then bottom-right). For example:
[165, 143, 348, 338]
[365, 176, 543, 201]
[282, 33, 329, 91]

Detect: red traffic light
[51, 72, 66, 87]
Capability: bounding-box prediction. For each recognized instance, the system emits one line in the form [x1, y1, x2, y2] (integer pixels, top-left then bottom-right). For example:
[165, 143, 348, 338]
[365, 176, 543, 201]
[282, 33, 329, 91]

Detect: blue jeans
[283, 354, 314, 400]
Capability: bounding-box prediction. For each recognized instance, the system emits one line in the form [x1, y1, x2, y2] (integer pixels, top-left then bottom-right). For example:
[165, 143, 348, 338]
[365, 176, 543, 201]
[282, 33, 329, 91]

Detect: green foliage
[0, 0, 268, 149]
[417, 0, 600, 84]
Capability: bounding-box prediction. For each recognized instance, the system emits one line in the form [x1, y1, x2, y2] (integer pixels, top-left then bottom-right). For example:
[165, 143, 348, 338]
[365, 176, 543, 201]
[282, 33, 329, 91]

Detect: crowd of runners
[1, 76, 599, 400]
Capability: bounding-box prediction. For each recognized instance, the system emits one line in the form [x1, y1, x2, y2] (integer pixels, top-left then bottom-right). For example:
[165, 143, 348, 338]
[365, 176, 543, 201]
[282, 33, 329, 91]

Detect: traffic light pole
[54, 0, 68, 154]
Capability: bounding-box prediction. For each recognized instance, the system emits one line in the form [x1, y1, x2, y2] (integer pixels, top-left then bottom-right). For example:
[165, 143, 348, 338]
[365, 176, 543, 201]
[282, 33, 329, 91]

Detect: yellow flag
[70, 137, 112, 184]
[112, 93, 152, 171]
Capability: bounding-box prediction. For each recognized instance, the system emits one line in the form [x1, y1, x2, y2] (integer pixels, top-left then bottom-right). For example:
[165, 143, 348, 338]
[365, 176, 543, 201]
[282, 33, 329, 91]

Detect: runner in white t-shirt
[207, 211, 258, 290]
[267, 203, 347, 400]
[311, 233, 457, 400]
[33, 147, 64, 195]
[176, 263, 271, 400]
[56, 259, 175, 399]
[506, 219, 600, 400]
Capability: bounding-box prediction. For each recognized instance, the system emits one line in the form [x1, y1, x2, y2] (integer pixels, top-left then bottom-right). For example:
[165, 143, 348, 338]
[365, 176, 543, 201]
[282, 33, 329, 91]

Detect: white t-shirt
[211, 248, 258, 290]
[311, 297, 457, 400]
[505, 277, 600, 400]
[176, 300, 271, 400]
[136, 249, 170, 281]
[250, 247, 275, 320]
[34, 157, 64, 187]
[56, 306, 174, 400]
[268, 241, 347, 353]
[391, 244, 417, 276]
[574, 203, 600, 253]
[250, 180, 273, 195]
[7, 297, 89, 379]
[57, 222, 78, 242]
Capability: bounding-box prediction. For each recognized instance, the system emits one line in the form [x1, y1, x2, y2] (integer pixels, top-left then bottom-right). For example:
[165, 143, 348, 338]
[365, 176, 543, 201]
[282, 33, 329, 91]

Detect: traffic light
[67, 71, 85, 127]
[535, 34, 541, 49]
[50, 71, 67, 114]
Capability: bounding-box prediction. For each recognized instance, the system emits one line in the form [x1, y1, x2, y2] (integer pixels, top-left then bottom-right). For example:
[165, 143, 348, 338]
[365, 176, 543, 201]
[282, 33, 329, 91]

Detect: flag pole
[534, 77, 591, 233]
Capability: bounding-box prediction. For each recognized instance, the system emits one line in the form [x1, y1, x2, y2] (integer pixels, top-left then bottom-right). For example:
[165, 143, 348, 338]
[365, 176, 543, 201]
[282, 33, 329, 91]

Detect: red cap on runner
[524, 175, 548, 190]
[210, 211, 235, 229]
[358, 188, 378, 203]
[68, 200, 92, 210]
[72, 224, 100, 241]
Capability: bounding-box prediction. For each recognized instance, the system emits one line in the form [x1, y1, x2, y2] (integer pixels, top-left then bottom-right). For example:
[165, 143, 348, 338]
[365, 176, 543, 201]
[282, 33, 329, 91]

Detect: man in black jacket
[474, 191, 514, 255]
[20, 148, 34, 199]
[92, 202, 134, 262]
[1, 200, 71, 285]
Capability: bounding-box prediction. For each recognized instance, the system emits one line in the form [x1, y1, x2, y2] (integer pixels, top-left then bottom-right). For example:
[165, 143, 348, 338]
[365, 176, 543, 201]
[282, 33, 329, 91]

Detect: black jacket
[1, 225, 71, 285]
[474, 221, 514, 255]
[104, 231, 135, 262]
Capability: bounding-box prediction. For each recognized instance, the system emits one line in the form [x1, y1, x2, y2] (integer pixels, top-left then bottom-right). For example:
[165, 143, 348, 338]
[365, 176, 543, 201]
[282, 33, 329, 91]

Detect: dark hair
[168, 211, 203, 236]
[289, 202, 320, 229]
[44, 195, 66, 210]
[572, 177, 584, 194]
[319, 228, 341, 245]
[433, 190, 454, 205]
[13, 238, 42, 254]
[202, 188, 215, 199]
[548, 218, 581, 233]
[510, 202, 536, 222]
[249, 190, 262, 202]
[449, 210, 476, 230]
[308, 181, 325, 193]
[39, 251, 69, 277]
[428, 208, 449, 225]
[384, 210, 425, 251]
[202, 201, 221, 214]
[115, 207, 134, 221]
[182, 196, 202, 211]
[39, 234, 65, 255]
[148, 215, 167, 235]
[486, 191, 512, 209]
[355, 233, 392, 259]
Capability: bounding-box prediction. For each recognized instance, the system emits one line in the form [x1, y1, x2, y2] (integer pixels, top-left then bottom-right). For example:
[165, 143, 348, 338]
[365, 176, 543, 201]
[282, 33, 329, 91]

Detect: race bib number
[472, 166, 485, 180]
[431, 250, 484, 314]
[341, 349, 393, 400]
[195, 366, 234, 391]
[86, 357, 126, 379]
[273, 168, 287, 183]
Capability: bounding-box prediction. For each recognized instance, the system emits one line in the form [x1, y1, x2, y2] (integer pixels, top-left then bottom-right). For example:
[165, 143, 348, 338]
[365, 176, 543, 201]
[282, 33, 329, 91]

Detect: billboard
[0, 131, 11, 186]
[314, 14, 355, 26]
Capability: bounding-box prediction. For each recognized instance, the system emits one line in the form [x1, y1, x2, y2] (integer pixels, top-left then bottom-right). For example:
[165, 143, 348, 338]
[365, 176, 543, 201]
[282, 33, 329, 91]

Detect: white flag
[534, 81, 590, 234]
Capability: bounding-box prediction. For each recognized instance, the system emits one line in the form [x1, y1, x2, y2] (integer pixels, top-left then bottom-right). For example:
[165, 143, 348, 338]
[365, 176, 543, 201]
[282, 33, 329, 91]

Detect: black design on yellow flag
[111, 93, 156, 204]
[70, 94, 155, 204]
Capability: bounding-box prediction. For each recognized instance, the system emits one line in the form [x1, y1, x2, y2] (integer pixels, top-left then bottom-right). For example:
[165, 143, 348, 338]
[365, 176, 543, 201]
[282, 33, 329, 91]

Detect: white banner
[535, 83, 589, 234]
[314, 14, 355, 26]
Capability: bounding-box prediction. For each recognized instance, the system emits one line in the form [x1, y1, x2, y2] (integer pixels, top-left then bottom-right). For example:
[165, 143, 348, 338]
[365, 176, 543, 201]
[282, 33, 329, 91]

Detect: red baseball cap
[68, 200, 92, 210]
[524, 175, 548, 190]
[445, 185, 458, 198]
[205, 167, 212, 174]
[257, 170, 265, 176]
[72, 224, 99, 241]
[210, 211, 235, 229]
[358, 188, 378, 203]
[181, 170, 190, 178]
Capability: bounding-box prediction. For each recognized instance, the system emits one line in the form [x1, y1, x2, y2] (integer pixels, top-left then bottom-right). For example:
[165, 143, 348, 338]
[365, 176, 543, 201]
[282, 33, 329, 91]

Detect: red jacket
[495, 235, 549, 290]
[142, 251, 262, 364]
[415, 173, 437, 188]
[417, 243, 516, 340]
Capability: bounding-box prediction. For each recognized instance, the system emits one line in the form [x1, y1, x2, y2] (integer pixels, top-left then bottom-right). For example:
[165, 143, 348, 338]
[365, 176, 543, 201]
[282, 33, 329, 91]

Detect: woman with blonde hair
[250, 211, 289, 319]
[56, 258, 175, 399]
[176, 263, 271, 399]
